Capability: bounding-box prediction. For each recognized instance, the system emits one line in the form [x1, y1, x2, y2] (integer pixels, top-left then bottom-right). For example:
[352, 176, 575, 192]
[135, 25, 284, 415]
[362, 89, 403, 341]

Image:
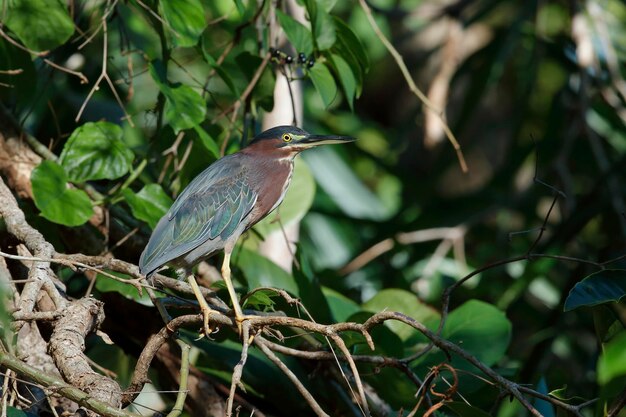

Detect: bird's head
[247, 126, 355, 156]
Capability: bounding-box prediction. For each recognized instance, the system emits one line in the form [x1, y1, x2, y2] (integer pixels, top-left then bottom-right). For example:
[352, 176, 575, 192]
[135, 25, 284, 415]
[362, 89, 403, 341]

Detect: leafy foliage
[1, 0, 625, 416]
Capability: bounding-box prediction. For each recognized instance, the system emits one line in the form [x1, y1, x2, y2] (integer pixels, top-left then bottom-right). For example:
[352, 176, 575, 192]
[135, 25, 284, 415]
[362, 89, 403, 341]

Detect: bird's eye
[282, 134, 292, 142]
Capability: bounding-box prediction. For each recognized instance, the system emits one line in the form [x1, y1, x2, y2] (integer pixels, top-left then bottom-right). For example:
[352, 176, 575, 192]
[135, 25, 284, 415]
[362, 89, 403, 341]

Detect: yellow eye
[282, 133, 292, 142]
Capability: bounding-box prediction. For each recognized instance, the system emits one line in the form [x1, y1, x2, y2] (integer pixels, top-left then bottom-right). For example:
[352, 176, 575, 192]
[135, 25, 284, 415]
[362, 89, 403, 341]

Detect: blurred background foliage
[1, 0, 626, 415]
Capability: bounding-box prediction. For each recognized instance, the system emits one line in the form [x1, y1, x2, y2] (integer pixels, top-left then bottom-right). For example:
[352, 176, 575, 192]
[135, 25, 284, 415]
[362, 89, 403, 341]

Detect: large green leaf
[292, 252, 332, 323]
[2, 0, 74, 51]
[333, 17, 369, 73]
[304, 147, 391, 220]
[597, 331, 626, 384]
[308, 62, 337, 108]
[160, 0, 207, 47]
[148, 60, 207, 132]
[236, 248, 299, 295]
[31, 161, 93, 226]
[330, 53, 356, 109]
[122, 184, 173, 229]
[163, 84, 207, 133]
[443, 300, 512, 366]
[59, 122, 134, 183]
[564, 270, 626, 311]
[321, 286, 360, 322]
[363, 288, 440, 341]
[193, 125, 220, 158]
[304, 0, 336, 50]
[253, 160, 315, 236]
[276, 10, 313, 55]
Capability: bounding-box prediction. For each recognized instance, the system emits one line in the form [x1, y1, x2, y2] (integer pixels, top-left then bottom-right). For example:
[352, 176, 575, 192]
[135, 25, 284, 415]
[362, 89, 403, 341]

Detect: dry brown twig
[75, 13, 135, 127]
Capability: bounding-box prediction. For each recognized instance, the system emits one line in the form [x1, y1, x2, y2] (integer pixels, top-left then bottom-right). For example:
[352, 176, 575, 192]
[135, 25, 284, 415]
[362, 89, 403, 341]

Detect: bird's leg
[221, 251, 246, 335]
[187, 274, 214, 337]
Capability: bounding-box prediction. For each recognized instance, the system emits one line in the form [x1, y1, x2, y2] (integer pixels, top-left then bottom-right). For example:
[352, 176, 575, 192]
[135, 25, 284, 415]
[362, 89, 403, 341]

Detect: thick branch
[0, 350, 141, 417]
[48, 298, 122, 409]
[0, 177, 58, 314]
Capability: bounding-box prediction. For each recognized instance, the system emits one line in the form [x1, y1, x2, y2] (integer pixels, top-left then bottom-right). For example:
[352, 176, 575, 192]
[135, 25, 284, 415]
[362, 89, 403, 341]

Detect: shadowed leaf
[564, 270, 626, 311]
[31, 161, 93, 226]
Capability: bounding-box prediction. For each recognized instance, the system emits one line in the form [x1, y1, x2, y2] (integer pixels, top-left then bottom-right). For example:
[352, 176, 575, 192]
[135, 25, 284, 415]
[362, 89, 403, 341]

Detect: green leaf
[163, 84, 207, 133]
[193, 126, 220, 158]
[31, 161, 93, 226]
[233, 0, 246, 16]
[443, 300, 511, 366]
[148, 60, 168, 89]
[598, 331, 626, 384]
[59, 122, 134, 182]
[242, 289, 277, 311]
[292, 252, 332, 323]
[333, 17, 369, 73]
[330, 53, 356, 109]
[122, 184, 173, 229]
[304, 147, 391, 220]
[304, 0, 336, 50]
[6, 407, 28, 417]
[236, 248, 299, 295]
[276, 10, 313, 55]
[322, 286, 360, 322]
[252, 161, 315, 236]
[148, 60, 207, 132]
[363, 288, 440, 341]
[2, 0, 74, 51]
[308, 62, 337, 108]
[160, 0, 207, 47]
[564, 269, 626, 311]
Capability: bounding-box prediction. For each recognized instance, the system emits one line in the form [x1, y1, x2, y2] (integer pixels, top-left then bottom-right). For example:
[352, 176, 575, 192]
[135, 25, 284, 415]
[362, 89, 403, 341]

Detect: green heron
[139, 126, 355, 335]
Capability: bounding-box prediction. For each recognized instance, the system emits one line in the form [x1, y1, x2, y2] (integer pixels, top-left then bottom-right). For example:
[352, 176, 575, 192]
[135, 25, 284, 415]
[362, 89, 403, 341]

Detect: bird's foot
[195, 306, 218, 340]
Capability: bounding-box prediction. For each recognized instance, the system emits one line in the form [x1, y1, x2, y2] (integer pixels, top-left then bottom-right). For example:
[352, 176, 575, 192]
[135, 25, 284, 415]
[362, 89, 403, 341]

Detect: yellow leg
[221, 251, 245, 335]
[187, 274, 214, 337]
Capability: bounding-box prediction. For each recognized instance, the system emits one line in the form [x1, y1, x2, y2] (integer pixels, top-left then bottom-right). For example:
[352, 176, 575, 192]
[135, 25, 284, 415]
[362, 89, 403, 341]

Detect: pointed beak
[298, 134, 356, 148]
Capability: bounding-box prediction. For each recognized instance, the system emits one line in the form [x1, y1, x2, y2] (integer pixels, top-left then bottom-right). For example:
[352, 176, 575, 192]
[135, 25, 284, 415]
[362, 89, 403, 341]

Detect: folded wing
[139, 157, 257, 276]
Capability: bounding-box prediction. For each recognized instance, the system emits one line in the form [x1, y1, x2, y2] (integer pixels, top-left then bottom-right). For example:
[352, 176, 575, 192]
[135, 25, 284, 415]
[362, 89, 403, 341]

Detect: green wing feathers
[139, 160, 257, 275]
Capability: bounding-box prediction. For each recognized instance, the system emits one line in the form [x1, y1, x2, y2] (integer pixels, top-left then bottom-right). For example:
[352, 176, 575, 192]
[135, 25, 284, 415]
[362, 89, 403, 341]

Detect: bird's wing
[139, 156, 257, 275]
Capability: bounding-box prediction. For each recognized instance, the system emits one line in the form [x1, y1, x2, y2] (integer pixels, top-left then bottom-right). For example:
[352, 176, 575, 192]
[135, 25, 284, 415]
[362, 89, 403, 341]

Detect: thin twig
[75, 17, 134, 126]
[0, 251, 143, 294]
[43, 59, 89, 84]
[255, 336, 330, 417]
[0, 26, 48, 56]
[356, 0, 467, 173]
[329, 333, 371, 417]
[226, 321, 252, 417]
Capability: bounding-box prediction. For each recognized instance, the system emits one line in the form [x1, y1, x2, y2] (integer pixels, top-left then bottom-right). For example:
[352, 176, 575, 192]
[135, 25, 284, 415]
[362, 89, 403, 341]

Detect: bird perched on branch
[139, 125, 355, 336]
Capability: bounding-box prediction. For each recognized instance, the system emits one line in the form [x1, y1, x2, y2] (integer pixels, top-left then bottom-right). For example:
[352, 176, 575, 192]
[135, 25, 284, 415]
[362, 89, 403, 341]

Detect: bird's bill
[297, 134, 356, 147]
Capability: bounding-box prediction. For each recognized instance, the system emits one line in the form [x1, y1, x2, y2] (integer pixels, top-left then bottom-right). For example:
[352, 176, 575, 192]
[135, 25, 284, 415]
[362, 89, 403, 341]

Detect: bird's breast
[247, 158, 294, 226]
